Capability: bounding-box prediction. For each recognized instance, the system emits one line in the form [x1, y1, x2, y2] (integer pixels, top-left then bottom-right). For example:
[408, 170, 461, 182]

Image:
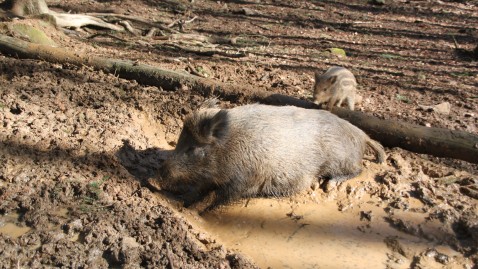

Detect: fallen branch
[1, 34, 477, 164]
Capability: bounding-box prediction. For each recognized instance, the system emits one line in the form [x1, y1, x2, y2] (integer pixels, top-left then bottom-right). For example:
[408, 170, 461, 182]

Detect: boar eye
[185, 146, 206, 158]
[192, 147, 206, 158]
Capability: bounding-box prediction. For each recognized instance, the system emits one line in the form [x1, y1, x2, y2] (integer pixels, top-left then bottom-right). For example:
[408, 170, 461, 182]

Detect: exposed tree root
[85, 12, 180, 34]
[50, 12, 123, 31]
[167, 15, 198, 32]
[6, 0, 123, 31]
[118, 20, 138, 35]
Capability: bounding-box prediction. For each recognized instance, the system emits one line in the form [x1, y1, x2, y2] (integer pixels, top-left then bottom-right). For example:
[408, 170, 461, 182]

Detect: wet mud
[1, 0, 478, 268]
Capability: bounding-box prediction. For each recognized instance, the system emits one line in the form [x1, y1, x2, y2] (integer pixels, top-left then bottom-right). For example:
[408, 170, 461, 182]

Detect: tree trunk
[1, 34, 477, 164]
[5, 0, 50, 16]
[2, 0, 123, 30]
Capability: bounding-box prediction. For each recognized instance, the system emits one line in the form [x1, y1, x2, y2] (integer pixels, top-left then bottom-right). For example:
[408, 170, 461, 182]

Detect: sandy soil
[0, 0, 477, 268]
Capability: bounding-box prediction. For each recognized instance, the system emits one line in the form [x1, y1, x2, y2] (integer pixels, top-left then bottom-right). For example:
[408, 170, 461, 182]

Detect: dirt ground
[0, 0, 477, 268]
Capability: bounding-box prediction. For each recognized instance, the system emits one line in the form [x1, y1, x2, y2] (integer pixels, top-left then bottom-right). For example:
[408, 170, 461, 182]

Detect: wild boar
[313, 66, 358, 111]
[158, 102, 385, 209]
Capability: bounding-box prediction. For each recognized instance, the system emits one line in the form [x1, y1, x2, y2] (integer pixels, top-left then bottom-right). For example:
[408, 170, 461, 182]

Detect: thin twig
[184, 16, 198, 24]
[167, 20, 179, 28]
[168, 16, 198, 29]
[452, 35, 460, 49]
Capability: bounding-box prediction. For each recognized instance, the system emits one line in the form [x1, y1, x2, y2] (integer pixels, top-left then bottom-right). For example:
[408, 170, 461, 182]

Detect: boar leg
[324, 168, 362, 192]
[327, 96, 339, 110]
[336, 97, 345, 108]
[328, 161, 363, 183]
[205, 180, 245, 211]
[346, 96, 355, 111]
[182, 190, 210, 208]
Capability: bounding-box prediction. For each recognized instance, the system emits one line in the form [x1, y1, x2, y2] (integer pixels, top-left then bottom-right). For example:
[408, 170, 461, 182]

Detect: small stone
[435, 253, 449, 264]
[64, 219, 83, 233]
[418, 102, 450, 115]
[121, 236, 140, 249]
[425, 248, 438, 257]
[197, 232, 212, 244]
[433, 102, 451, 115]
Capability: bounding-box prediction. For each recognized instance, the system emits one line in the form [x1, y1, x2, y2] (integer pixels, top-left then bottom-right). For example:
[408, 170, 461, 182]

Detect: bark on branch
[1, 34, 477, 164]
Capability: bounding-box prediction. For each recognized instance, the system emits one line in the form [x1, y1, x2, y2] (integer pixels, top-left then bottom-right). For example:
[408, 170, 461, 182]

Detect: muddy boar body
[313, 66, 357, 110]
[159, 104, 385, 208]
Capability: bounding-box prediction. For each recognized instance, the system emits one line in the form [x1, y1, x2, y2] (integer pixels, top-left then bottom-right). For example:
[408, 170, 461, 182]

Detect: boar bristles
[199, 97, 220, 110]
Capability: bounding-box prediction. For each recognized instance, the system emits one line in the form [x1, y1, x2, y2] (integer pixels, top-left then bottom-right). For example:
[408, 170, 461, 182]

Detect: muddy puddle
[0, 213, 31, 238]
[0, 209, 73, 239]
[176, 170, 468, 269]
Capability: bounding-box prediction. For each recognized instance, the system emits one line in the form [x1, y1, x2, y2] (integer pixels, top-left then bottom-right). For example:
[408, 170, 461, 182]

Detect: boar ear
[199, 110, 228, 142]
[199, 98, 220, 109]
[327, 76, 337, 84]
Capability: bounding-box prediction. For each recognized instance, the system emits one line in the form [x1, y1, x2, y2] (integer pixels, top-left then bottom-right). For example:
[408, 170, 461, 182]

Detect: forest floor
[0, 0, 477, 268]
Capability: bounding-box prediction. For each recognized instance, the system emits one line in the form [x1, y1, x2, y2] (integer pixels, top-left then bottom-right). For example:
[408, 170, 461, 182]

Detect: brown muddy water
[174, 170, 470, 269]
[0, 213, 31, 238]
[197, 198, 461, 269]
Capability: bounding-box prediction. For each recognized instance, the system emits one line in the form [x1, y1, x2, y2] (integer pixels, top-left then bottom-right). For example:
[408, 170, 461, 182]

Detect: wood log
[1, 34, 477, 164]
[0, 34, 259, 99]
[262, 94, 478, 164]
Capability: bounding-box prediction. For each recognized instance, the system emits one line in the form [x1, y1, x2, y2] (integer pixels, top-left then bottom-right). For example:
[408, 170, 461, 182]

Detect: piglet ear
[327, 75, 337, 84]
[199, 110, 228, 142]
[314, 71, 321, 80]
